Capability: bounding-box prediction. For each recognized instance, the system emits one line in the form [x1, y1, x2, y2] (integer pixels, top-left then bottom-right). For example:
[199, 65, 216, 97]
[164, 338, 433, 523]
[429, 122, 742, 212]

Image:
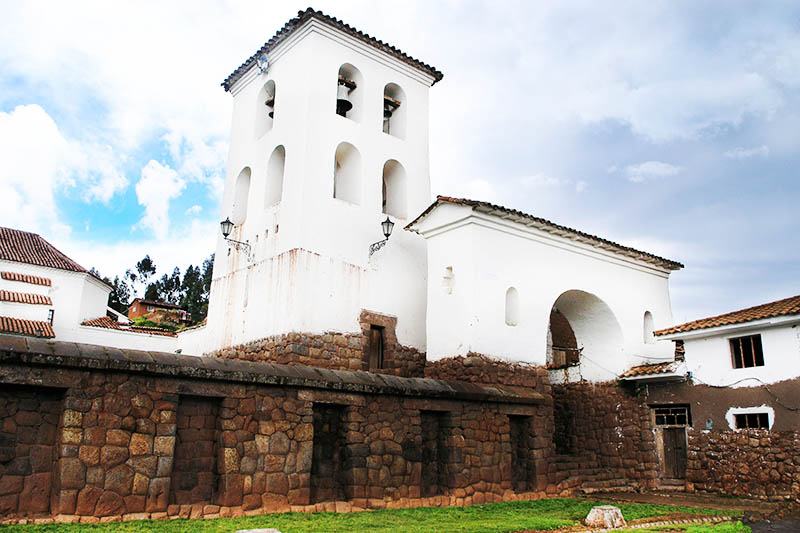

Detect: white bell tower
[203, 9, 443, 354]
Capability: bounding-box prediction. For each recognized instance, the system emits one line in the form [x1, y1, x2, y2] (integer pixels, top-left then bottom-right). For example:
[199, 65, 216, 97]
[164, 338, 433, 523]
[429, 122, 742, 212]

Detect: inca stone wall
[687, 429, 800, 500]
[209, 311, 425, 378]
[550, 382, 658, 492]
[0, 337, 550, 523]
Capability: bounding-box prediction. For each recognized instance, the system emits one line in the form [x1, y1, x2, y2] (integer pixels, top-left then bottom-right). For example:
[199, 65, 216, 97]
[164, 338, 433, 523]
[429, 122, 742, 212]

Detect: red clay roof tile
[619, 361, 677, 378]
[222, 8, 443, 92]
[1, 271, 52, 286]
[0, 315, 54, 338]
[81, 316, 177, 337]
[0, 227, 87, 273]
[0, 290, 52, 305]
[655, 294, 800, 336]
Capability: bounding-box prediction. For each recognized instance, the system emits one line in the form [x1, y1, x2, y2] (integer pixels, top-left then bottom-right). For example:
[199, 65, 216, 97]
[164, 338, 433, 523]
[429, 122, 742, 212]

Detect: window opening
[505, 287, 519, 326]
[367, 325, 384, 370]
[255, 80, 276, 138]
[47, 309, 54, 324]
[735, 412, 769, 429]
[643, 311, 655, 344]
[548, 309, 580, 368]
[653, 405, 691, 427]
[730, 334, 764, 368]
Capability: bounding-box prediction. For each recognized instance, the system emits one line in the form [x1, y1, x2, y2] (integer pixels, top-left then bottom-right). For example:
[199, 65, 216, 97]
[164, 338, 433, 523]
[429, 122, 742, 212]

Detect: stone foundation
[0, 337, 550, 522]
[687, 429, 800, 500]
[209, 311, 425, 378]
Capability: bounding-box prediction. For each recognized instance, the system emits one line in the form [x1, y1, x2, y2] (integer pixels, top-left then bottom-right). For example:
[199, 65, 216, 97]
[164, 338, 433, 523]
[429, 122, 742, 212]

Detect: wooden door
[662, 428, 687, 479]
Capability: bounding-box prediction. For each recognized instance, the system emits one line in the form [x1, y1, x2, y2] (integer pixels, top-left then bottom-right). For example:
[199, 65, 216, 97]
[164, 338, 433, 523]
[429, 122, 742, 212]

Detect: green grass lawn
[0, 498, 743, 533]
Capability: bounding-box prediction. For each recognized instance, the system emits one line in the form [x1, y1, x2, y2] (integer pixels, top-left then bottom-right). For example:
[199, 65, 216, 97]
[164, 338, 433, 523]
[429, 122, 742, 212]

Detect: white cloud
[0, 104, 126, 235]
[520, 173, 564, 188]
[724, 145, 770, 160]
[135, 161, 185, 239]
[185, 205, 203, 216]
[575, 180, 588, 193]
[624, 161, 683, 183]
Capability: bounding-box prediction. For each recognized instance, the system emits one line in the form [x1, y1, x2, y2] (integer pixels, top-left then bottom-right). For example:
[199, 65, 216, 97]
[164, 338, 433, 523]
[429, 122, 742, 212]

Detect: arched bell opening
[382, 82, 406, 138]
[255, 80, 276, 138]
[265, 145, 285, 207]
[333, 142, 362, 205]
[336, 64, 363, 122]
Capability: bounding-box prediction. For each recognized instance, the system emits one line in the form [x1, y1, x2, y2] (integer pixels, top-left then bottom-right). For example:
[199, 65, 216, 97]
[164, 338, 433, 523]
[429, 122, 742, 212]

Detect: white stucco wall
[669, 318, 800, 387]
[413, 204, 677, 382]
[205, 19, 435, 352]
[73, 326, 177, 352]
[176, 325, 206, 356]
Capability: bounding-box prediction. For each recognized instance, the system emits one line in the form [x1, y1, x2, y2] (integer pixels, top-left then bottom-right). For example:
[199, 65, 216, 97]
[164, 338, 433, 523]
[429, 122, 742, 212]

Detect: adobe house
[622, 295, 800, 499]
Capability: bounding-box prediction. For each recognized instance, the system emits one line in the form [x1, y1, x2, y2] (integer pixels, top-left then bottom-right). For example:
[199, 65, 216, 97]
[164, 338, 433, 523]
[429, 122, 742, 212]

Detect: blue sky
[0, 1, 798, 323]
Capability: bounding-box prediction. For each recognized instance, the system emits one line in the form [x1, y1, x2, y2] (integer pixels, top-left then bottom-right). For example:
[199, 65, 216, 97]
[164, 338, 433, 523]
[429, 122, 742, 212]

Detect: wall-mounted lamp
[220, 217, 252, 258]
[369, 217, 395, 257]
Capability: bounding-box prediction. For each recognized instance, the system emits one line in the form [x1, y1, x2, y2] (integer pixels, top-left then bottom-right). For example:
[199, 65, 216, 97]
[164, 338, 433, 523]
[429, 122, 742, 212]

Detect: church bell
[336, 83, 353, 116]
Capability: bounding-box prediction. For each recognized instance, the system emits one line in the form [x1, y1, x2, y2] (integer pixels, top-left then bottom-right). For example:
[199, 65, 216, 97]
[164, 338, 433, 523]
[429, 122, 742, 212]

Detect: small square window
[729, 334, 764, 368]
[735, 412, 769, 429]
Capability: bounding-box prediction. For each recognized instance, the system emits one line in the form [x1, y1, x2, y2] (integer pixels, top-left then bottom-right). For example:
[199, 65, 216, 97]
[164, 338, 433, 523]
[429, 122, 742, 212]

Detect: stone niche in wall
[0, 385, 63, 516]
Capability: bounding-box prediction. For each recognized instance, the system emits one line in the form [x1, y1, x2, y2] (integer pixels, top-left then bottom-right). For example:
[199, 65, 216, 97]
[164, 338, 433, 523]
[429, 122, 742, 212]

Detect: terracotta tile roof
[619, 361, 678, 378]
[81, 316, 177, 337]
[0, 290, 52, 305]
[1, 271, 51, 286]
[655, 294, 800, 336]
[406, 196, 683, 271]
[0, 227, 87, 273]
[0, 316, 54, 338]
[131, 299, 183, 310]
[222, 7, 444, 92]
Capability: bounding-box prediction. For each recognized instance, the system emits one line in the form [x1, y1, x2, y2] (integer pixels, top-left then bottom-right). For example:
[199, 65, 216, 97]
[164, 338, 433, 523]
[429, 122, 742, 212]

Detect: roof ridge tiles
[222, 7, 443, 92]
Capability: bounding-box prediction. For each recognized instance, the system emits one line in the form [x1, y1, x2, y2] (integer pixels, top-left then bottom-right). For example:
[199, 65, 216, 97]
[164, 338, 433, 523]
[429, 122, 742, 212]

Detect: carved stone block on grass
[584, 505, 626, 529]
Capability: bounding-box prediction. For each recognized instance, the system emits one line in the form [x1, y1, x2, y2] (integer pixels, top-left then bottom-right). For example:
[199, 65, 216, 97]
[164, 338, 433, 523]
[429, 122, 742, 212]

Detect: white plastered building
[190, 8, 684, 384]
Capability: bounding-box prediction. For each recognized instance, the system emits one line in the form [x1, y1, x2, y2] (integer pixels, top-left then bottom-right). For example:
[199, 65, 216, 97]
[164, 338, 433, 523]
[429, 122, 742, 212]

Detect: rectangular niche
[170, 396, 220, 505]
[420, 410, 449, 497]
[311, 404, 347, 503]
[0, 385, 64, 515]
[509, 415, 533, 492]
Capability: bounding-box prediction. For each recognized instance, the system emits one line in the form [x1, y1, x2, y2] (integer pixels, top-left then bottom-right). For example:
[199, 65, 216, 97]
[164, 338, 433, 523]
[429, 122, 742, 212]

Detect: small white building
[0, 227, 177, 351]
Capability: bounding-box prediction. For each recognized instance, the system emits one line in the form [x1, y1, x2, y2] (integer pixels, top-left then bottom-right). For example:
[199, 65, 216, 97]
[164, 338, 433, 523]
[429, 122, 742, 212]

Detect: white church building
[181, 8, 684, 384]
